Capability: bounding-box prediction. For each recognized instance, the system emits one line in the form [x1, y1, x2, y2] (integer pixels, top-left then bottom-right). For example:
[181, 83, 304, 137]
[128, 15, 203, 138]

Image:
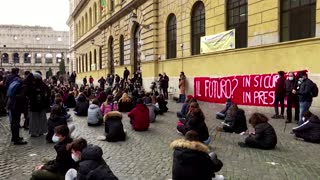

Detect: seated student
[54, 97, 71, 120]
[128, 98, 150, 131]
[87, 99, 103, 126]
[74, 93, 89, 116]
[118, 92, 133, 112]
[216, 104, 248, 134]
[100, 95, 114, 115]
[170, 130, 224, 180]
[176, 95, 194, 118]
[46, 105, 67, 143]
[64, 92, 76, 108]
[292, 111, 320, 143]
[216, 98, 232, 120]
[156, 94, 168, 114]
[104, 111, 126, 142]
[145, 97, 159, 123]
[97, 91, 107, 105]
[31, 125, 77, 180]
[238, 113, 277, 150]
[65, 138, 118, 180]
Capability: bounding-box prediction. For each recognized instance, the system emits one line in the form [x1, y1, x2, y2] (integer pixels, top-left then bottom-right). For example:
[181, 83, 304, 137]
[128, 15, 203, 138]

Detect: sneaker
[271, 114, 279, 119]
[14, 140, 28, 145]
[238, 142, 248, 148]
[176, 130, 183, 136]
[212, 175, 224, 180]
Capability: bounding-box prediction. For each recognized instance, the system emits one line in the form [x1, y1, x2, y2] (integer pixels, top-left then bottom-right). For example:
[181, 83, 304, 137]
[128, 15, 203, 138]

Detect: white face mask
[288, 77, 294, 81]
[72, 153, 80, 162]
[52, 135, 60, 143]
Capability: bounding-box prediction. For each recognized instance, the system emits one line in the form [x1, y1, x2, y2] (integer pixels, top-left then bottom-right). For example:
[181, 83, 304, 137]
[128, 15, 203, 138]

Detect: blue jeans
[298, 101, 312, 125]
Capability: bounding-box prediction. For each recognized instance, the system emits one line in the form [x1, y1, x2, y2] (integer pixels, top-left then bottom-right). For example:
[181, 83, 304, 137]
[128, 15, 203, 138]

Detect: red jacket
[275, 76, 286, 97]
[128, 104, 150, 131]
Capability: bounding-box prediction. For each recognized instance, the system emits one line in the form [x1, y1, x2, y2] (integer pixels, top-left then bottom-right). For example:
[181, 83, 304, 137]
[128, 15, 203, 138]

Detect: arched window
[227, 0, 248, 48]
[166, 14, 177, 59]
[85, 53, 88, 72]
[13, 53, 19, 64]
[2, 53, 8, 63]
[99, 47, 102, 70]
[56, 53, 62, 63]
[280, 0, 316, 42]
[79, 21, 81, 36]
[82, 17, 85, 35]
[45, 53, 53, 63]
[89, 51, 92, 71]
[35, 53, 42, 63]
[85, 13, 88, 32]
[94, 49, 97, 69]
[110, 0, 115, 12]
[191, 1, 205, 55]
[82, 55, 85, 72]
[108, 36, 115, 74]
[89, 8, 93, 28]
[93, 3, 97, 24]
[24, 53, 31, 63]
[75, 24, 78, 40]
[119, 35, 124, 65]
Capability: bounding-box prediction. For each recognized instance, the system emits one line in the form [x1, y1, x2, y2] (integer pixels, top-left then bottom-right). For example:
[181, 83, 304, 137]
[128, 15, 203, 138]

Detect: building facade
[68, 0, 320, 106]
[0, 25, 70, 76]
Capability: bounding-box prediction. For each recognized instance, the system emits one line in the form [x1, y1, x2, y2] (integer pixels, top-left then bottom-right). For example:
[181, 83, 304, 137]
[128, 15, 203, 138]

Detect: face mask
[299, 78, 304, 82]
[52, 135, 60, 143]
[72, 153, 80, 162]
[288, 77, 294, 81]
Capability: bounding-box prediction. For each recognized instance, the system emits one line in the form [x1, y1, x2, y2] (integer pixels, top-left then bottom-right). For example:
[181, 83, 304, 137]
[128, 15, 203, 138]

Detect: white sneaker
[96, 135, 107, 141]
[212, 175, 224, 180]
[176, 130, 183, 136]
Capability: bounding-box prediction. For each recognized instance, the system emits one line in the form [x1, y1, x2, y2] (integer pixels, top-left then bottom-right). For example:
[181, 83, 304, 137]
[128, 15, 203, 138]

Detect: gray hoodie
[87, 104, 103, 124]
[146, 103, 159, 123]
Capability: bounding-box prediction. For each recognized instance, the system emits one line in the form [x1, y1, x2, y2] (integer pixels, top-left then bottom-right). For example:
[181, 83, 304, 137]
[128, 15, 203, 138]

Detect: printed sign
[200, 29, 235, 54]
[194, 71, 306, 107]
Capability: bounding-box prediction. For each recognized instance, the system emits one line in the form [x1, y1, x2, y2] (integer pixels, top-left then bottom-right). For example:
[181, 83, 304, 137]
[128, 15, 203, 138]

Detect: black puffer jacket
[293, 115, 320, 143]
[170, 139, 221, 180]
[249, 122, 277, 149]
[46, 115, 67, 142]
[75, 94, 89, 116]
[104, 111, 126, 142]
[297, 78, 314, 102]
[187, 115, 209, 142]
[78, 145, 118, 180]
[224, 109, 248, 134]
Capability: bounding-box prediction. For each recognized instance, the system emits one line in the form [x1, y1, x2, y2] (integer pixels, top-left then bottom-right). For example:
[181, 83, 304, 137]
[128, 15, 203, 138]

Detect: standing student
[272, 71, 286, 119]
[284, 72, 299, 123]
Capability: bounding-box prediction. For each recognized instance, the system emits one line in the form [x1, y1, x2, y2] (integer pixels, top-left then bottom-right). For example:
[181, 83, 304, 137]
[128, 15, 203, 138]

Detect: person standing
[284, 72, 300, 123]
[293, 71, 316, 125]
[70, 71, 77, 86]
[177, 72, 186, 103]
[123, 67, 130, 81]
[271, 71, 286, 119]
[163, 73, 169, 99]
[83, 76, 87, 86]
[89, 76, 94, 87]
[98, 76, 106, 90]
[158, 74, 164, 95]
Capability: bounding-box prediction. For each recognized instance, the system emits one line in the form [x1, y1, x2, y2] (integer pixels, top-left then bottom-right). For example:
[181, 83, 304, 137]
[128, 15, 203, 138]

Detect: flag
[100, 0, 106, 11]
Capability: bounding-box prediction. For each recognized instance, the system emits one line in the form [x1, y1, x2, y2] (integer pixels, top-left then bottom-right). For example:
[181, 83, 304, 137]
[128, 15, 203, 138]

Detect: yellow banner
[200, 29, 235, 54]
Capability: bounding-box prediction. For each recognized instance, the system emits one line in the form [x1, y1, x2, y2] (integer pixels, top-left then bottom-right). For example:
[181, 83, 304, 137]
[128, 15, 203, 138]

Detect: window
[24, 53, 31, 63]
[89, 51, 92, 71]
[99, 47, 102, 70]
[2, 53, 9, 63]
[35, 53, 42, 63]
[191, 2, 205, 55]
[93, 3, 97, 24]
[227, 0, 248, 48]
[85, 54, 88, 72]
[280, 0, 316, 42]
[85, 13, 88, 32]
[45, 53, 53, 63]
[13, 53, 19, 64]
[89, 8, 93, 28]
[166, 14, 177, 59]
[119, 35, 124, 65]
[56, 53, 62, 63]
[111, 0, 115, 11]
[94, 49, 97, 69]
[57, 37, 62, 41]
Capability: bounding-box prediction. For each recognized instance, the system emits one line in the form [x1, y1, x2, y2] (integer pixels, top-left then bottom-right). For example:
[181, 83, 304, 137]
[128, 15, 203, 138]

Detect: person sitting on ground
[74, 93, 89, 116]
[156, 94, 168, 115]
[176, 95, 194, 118]
[64, 91, 76, 108]
[292, 111, 320, 143]
[238, 113, 277, 150]
[216, 98, 233, 120]
[87, 99, 103, 126]
[97, 90, 107, 105]
[65, 138, 118, 180]
[104, 111, 126, 142]
[31, 125, 77, 180]
[46, 105, 67, 143]
[100, 95, 114, 115]
[170, 130, 224, 180]
[128, 98, 150, 131]
[54, 97, 71, 120]
[145, 97, 159, 123]
[216, 104, 248, 134]
[118, 92, 133, 112]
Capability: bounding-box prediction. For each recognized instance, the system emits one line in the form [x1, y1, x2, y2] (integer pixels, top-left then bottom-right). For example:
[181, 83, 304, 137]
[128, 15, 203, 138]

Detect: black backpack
[311, 82, 318, 97]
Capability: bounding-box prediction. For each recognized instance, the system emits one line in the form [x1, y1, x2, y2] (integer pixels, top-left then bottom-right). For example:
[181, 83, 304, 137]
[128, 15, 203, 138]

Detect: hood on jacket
[104, 111, 122, 121]
[170, 139, 209, 153]
[89, 104, 100, 110]
[81, 145, 103, 161]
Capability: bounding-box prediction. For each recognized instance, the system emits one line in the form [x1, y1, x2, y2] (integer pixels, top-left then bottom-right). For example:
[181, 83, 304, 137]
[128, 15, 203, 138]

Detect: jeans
[8, 109, 21, 142]
[274, 95, 284, 115]
[298, 101, 312, 125]
[286, 95, 299, 121]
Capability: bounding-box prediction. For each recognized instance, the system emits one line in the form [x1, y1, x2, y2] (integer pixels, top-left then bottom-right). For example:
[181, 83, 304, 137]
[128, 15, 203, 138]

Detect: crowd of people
[0, 67, 319, 180]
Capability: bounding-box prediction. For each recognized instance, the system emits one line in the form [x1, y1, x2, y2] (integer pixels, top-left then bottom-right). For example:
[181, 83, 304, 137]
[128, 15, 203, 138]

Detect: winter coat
[146, 103, 158, 123]
[157, 99, 168, 113]
[104, 111, 126, 142]
[118, 101, 132, 112]
[223, 109, 248, 134]
[179, 78, 186, 95]
[170, 139, 220, 180]
[87, 104, 103, 125]
[42, 137, 77, 175]
[293, 115, 320, 143]
[77, 145, 118, 180]
[75, 95, 89, 116]
[284, 79, 298, 97]
[297, 78, 314, 102]
[163, 75, 169, 89]
[100, 103, 114, 115]
[275, 76, 286, 97]
[187, 115, 209, 142]
[46, 115, 67, 142]
[246, 122, 277, 149]
[128, 104, 150, 131]
[29, 80, 50, 112]
[65, 93, 77, 108]
[123, 69, 130, 79]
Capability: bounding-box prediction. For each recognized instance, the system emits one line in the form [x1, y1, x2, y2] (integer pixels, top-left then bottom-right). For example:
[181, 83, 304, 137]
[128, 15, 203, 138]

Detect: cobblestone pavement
[0, 101, 320, 180]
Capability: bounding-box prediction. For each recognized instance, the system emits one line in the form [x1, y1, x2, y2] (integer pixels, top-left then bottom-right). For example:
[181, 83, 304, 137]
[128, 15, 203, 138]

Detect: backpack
[311, 82, 318, 97]
[7, 79, 22, 97]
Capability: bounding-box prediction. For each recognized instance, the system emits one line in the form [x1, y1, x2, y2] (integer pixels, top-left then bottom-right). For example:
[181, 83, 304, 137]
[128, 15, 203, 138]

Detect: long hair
[228, 104, 239, 118]
[249, 113, 269, 128]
